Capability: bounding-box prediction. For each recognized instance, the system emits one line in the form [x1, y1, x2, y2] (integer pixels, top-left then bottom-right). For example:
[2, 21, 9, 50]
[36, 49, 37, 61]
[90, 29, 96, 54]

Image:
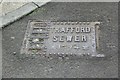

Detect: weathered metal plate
[21, 21, 105, 57]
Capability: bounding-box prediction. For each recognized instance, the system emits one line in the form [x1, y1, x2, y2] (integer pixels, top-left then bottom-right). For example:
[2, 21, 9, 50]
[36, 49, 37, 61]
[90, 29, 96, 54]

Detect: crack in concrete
[32, 2, 39, 7]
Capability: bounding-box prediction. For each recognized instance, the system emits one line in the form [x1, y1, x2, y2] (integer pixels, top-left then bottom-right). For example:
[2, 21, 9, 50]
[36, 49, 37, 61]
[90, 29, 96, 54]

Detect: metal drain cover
[21, 21, 105, 57]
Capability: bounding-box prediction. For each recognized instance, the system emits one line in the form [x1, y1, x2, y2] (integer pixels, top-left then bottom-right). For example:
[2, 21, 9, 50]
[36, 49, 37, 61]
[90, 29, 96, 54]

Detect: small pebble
[13, 52, 16, 55]
[96, 54, 105, 57]
[10, 37, 15, 39]
[33, 39, 39, 42]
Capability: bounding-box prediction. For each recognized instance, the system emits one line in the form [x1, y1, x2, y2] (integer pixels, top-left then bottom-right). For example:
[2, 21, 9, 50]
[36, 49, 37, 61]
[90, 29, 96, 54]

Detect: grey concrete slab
[2, 2, 118, 78]
[0, 2, 38, 28]
[1, 2, 27, 16]
[0, 1, 51, 28]
[0, 30, 2, 80]
[51, 0, 119, 2]
[0, 0, 3, 3]
[33, 0, 51, 7]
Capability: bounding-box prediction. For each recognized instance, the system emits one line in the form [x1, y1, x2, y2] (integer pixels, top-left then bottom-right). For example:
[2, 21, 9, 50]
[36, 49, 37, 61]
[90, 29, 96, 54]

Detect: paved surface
[0, 30, 2, 79]
[1, 2, 27, 16]
[0, 0, 51, 16]
[0, 1, 27, 16]
[2, 2, 118, 78]
[0, 1, 51, 28]
[0, 2, 38, 27]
